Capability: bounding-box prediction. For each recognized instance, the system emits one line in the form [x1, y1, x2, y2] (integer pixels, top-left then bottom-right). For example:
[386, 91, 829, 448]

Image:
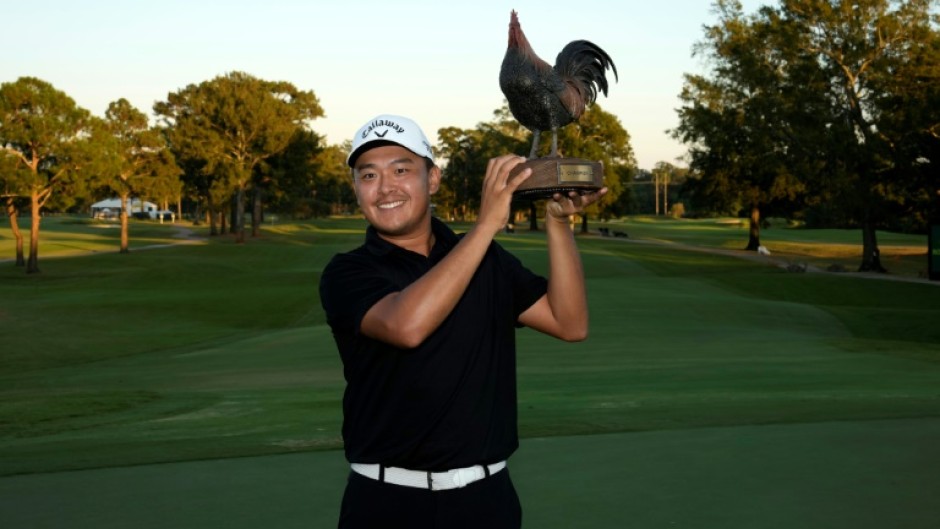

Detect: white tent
[90, 198, 158, 219]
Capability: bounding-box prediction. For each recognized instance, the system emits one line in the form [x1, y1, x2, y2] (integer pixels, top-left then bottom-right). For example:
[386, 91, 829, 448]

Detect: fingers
[485, 155, 530, 191]
[478, 155, 532, 233]
[506, 165, 533, 192]
[548, 187, 608, 218]
[579, 187, 608, 208]
[546, 187, 607, 219]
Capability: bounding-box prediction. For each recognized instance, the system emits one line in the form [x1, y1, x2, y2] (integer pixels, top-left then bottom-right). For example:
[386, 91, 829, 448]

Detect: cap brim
[347, 140, 402, 168]
[348, 141, 435, 168]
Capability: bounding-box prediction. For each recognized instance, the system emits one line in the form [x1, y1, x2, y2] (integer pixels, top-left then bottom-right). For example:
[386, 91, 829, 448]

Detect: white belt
[350, 460, 507, 491]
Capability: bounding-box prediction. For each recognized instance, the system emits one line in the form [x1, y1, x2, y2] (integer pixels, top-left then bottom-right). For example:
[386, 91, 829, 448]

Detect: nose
[377, 170, 396, 194]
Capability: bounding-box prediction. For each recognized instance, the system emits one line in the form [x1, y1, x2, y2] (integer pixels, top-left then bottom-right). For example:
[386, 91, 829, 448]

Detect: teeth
[378, 201, 405, 209]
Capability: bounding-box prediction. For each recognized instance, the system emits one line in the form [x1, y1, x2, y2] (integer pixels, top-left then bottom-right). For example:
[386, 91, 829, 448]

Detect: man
[319, 114, 605, 528]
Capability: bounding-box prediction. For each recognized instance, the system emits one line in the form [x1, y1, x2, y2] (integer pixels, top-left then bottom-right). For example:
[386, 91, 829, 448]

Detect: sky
[2, 0, 765, 170]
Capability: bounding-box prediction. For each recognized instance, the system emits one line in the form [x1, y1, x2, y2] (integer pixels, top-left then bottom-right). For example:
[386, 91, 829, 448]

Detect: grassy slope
[0, 217, 938, 476]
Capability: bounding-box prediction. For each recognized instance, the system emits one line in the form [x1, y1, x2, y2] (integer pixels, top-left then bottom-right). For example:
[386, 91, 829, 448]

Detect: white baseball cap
[347, 114, 435, 167]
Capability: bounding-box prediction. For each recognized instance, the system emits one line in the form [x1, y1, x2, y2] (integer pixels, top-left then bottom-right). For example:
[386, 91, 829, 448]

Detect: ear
[427, 165, 442, 195]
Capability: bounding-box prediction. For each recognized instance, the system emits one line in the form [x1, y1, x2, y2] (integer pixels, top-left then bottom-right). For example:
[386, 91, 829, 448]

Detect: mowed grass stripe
[2, 418, 939, 529]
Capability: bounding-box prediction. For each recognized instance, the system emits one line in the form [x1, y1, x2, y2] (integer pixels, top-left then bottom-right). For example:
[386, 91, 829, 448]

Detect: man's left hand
[546, 187, 608, 221]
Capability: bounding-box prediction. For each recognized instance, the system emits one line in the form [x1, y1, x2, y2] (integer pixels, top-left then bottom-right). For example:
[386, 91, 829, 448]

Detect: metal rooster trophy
[500, 10, 618, 199]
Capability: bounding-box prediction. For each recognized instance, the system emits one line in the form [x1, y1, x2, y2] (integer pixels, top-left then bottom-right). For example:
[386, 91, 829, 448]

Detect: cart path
[608, 234, 938, 285]
[0, 224, 207, 263]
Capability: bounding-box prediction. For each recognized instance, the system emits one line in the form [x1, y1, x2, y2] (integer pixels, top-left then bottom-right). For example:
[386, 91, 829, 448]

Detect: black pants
[338, 468, 522, 529]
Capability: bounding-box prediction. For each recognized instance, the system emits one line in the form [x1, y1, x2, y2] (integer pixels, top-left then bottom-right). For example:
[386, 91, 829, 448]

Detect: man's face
[352, 145, 440, 240]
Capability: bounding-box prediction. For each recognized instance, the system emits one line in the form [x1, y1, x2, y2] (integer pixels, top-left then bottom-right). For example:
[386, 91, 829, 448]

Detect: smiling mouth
[378, 200, 406, 210]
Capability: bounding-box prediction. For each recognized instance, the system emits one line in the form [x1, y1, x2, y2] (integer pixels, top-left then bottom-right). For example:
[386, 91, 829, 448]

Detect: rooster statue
[499, 10, 618, 159]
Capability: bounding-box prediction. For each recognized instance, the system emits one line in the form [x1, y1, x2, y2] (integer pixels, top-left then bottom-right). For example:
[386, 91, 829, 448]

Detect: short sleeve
[319, 252, 398, 336]
[492, 243, 548, 320]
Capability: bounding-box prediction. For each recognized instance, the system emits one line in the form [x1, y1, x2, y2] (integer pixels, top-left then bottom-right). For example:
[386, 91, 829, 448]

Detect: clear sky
[2, 0, 765, 170]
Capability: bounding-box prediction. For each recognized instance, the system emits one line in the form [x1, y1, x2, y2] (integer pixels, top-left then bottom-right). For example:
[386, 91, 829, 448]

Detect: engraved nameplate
[558, 163, 597, 184]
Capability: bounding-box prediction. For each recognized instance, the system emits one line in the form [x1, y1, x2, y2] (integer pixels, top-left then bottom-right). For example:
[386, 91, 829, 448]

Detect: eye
[359, 172, 376, 181]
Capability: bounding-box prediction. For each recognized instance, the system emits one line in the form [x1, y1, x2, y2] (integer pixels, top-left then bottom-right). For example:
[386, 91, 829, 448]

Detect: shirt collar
[364, 217, 458, 257]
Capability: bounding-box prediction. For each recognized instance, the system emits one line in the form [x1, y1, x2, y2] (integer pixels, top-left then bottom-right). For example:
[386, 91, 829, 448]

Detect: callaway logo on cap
[347, 114, 435, 167]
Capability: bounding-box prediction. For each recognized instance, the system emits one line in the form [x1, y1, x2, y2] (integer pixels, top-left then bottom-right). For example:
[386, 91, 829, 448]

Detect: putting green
[514, 417, 940, 529]
[2, 418, 938, 528]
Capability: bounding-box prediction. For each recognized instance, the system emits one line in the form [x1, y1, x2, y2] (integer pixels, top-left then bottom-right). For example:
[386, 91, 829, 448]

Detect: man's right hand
[477, 155, 531, 235]
[360, 155, 532, 349]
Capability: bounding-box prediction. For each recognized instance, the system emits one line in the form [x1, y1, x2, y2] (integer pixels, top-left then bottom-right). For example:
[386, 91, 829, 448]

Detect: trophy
[499, 10, 617, 199]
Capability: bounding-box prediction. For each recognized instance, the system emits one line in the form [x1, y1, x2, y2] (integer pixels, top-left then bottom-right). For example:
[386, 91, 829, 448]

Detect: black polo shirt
[319, 217, 547, 471]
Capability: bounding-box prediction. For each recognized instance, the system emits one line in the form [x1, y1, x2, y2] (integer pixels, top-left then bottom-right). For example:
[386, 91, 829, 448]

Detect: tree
[437, 105, 529, 222]
[0, 77, 97, 273]
[554, 104, 636, 232]
[0, 153, 27, 266]
[674, 0, 810, 250]
[101, 98, 181, 253]
[259, 128, 347, 220]
[780, 0, 939, 271]
[836, 2, 940, 232]
[860, 2, 940, 233]
[679, 0, 939, 267]
[154, 72, 323, 243]
[141, 152, 184, 218]
[310, 142, 356, 217]
[437, 126, 488, 221]
[603, 164, 639, 218]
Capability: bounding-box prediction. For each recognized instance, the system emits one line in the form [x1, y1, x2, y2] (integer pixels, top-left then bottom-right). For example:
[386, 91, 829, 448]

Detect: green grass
[1, 215, 939, 528]
[3, 418, 939, 529]
[1, 216, 938, 478]
[0, 218, 352, 373]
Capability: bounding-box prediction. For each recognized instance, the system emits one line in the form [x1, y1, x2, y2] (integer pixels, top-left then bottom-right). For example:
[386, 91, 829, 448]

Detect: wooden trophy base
[510, 157, 604, 200]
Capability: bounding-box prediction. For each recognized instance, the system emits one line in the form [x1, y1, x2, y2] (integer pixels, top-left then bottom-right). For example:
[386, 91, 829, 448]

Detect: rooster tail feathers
[554, 40, 618, 105]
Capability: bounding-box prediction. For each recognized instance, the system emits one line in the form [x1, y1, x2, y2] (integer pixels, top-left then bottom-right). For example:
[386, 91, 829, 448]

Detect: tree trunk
[859, 218, 886, 273]
[251, 188, 262, 237]
[580, 214, 589, 234]
[207, 209, 219, 237]
[27, 192, 41, 274]
[235, 187, 246, 244]
[745, 205, 761, 251]
[6, 197, 25, 266]
[528, 202, 538, 231]
[208, 195, 218, 236]
[119, 193, 130, 254]
[230, 193, 238, 235]
[654, 176, 660, 215]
